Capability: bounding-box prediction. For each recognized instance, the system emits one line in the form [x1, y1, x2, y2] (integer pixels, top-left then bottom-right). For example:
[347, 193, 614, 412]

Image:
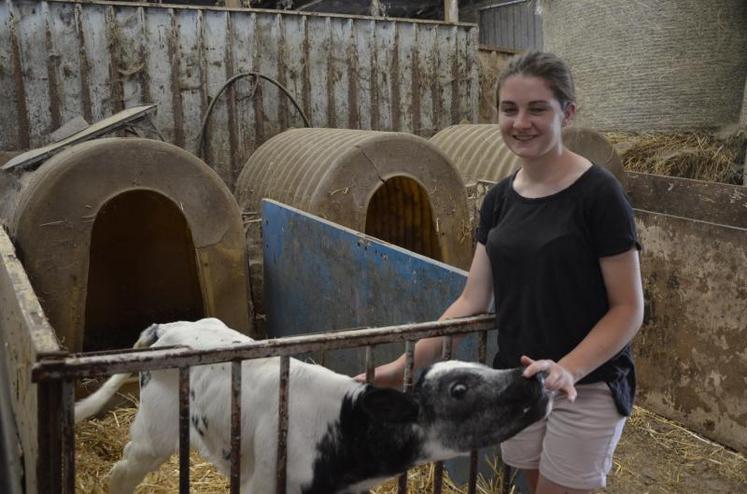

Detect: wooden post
[225, 0, 242, 8]
[445, 0, 459, 23]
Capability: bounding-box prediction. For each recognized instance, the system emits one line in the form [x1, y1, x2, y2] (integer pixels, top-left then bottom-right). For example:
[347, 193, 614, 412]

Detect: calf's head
[361, 361, 550, 460]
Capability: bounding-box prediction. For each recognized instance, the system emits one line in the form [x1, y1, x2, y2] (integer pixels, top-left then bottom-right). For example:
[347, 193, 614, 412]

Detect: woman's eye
[450, 383, 468, 399]
[529, 107, 546, 114]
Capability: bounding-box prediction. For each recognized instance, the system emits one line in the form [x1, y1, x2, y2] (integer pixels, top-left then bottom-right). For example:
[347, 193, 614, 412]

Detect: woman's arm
[358, 243, 495, 388]
[522, 248, 644, 400]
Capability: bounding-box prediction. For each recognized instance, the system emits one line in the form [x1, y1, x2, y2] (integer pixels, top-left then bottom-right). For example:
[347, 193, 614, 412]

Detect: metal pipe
[33, 316, 497, 381]
[179, 367, 191, 493]
[61, 380, 75, 494]
[433, 334, 454, 493]
[397, 340, 416, 494]
[365, 345, 375, 383]
[469, 330, 490, 494]
[276, 356, 290, 494]
[230, 360, 242, 494]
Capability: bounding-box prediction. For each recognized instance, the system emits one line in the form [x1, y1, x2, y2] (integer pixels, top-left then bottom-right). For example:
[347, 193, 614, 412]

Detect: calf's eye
[450, 383, 468, 399]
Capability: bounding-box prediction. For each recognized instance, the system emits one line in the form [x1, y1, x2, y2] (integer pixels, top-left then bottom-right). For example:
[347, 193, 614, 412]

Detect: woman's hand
[520, 355, 577, 402]
[353, 360, 405, 389]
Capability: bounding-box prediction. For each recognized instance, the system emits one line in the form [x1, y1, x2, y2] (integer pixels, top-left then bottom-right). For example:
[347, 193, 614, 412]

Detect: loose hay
[605, 129, 746, 185]
[76, 404, 746, 493]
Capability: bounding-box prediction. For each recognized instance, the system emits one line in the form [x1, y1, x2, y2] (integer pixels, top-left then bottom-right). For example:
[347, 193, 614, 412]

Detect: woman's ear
[562, 102, 577, 127]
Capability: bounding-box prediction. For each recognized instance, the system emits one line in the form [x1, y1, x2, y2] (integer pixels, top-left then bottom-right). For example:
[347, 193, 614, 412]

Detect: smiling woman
[367, 51, 644, 494]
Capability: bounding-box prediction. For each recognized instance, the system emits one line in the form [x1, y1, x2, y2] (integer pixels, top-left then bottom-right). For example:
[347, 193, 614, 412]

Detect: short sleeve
[475, 184, 502, 245]
[589, 176, 641, 257]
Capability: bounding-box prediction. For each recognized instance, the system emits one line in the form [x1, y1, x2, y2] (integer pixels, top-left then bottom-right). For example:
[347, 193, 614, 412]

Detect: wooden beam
[444, 0, 458, 23]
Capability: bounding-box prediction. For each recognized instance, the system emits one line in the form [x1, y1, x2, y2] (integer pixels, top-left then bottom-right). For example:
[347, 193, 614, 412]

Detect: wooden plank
[627, 171, 747, 228]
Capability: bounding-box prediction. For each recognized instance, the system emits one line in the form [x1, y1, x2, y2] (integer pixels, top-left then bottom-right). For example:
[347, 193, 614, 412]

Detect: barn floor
[74, 400, 746, 493]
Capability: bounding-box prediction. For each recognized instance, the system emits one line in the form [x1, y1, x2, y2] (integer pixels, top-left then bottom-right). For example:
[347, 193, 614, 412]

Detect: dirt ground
[605, 407, 746, 494]
[75, 403, 745, 493]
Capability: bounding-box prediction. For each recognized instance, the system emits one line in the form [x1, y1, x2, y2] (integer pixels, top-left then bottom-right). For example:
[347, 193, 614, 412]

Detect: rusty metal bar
[468, 330, 489, 494]
[442, 335, 453, 360]
[276, 356, 290, 494]
[179, 367, 191, 493]
[37, 381, 63, 494]
[365, 345, 375, 383]
[478, 330, 488, 364]
[501, 465, 513, 494]
[33, 316, 496, 381]
[397, 340, 415, 494]
[433, 334, 454, 494]
[61, 380, 75, 494]
[230, 360, 242, 494]
[467, 451, 478, 494]
[433, 463, 444, 494]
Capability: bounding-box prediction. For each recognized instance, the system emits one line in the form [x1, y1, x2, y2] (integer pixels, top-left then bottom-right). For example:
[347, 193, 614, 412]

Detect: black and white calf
[75, 318, 550, 494]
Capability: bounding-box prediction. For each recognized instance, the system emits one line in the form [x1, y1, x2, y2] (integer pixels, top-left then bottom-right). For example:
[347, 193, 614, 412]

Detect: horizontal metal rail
[36, 314, 503, 494]
[32, 315, 496, 381]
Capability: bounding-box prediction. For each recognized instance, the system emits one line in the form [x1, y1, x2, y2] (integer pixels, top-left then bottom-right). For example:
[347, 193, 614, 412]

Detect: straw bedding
[605, 129, 746, 185]
[75, 399, 746, 493]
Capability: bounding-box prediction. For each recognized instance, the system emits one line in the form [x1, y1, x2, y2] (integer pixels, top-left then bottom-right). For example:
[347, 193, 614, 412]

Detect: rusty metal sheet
[627, 171, 747, 228]
[0, 227, 63, 494]
[634, 210, 747, 454]
[1, 1, 479, 190]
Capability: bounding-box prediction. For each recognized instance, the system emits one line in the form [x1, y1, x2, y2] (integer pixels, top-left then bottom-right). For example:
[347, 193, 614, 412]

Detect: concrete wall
[543, 0, 747, 131]
[634, 210, 746, 454]
[469, 174, 747, 453]
[0, 227, 63, 494]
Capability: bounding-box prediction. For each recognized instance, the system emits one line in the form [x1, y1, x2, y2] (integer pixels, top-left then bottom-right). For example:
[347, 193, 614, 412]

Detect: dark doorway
[83, 190, 205, 351]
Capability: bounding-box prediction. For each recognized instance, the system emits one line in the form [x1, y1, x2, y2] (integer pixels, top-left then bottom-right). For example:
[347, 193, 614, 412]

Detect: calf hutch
[4, 136, 252, 352]
[235, 128, 473, 332]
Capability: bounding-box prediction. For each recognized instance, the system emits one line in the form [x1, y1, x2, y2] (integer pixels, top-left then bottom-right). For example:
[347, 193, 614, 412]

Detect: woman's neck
[514, 148, 592, 198]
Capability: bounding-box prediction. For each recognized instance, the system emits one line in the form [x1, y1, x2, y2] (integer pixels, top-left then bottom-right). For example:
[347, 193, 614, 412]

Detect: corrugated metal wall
[478, 0, 542, 51]
[0, 1, 479, 189]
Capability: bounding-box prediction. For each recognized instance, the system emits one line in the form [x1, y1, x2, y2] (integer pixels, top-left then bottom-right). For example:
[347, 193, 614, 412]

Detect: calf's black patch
[302, 389, 422, 494]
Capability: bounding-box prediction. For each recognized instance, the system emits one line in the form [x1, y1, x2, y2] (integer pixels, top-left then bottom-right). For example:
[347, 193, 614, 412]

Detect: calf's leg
[109, 439, 172, 494]
[109, 380, 177, 494]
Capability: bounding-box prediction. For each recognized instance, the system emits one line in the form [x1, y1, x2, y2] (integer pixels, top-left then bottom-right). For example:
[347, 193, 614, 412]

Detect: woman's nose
[513, 110, 531, 128]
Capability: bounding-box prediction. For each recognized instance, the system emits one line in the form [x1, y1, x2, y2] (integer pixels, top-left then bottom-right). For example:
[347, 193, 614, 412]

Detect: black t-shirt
[476, 165, 640, 416]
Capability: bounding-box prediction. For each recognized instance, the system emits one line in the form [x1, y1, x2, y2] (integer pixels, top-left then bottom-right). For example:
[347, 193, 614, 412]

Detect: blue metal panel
[262, 198, 502, 485]
[262, 198, 498, 367]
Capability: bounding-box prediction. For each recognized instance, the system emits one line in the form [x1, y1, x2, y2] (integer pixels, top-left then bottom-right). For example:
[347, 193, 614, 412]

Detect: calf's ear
[360, 388, 419, 424]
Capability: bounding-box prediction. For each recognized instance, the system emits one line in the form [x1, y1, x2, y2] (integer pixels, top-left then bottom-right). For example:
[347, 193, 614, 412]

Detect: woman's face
[498, 75, 574, 162]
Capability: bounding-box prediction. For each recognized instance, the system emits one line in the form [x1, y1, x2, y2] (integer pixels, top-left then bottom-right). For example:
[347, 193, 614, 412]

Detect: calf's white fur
[76, 318, 549, 494]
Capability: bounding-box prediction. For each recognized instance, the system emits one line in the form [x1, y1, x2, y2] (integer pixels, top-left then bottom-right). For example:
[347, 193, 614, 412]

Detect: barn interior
[0, 1, 745, 493]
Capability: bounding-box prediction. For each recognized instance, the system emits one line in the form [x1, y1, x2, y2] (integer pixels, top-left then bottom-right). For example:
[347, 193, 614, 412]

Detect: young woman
[359, 51, 644, 493]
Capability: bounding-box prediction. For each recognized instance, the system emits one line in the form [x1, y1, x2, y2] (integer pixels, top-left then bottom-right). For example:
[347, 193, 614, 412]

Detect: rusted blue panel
[262, 198, 501, 485]
[262, 199, 497, 373]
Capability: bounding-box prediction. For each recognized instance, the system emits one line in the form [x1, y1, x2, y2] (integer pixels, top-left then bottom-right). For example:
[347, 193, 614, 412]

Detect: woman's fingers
[520, 355, 577, 401]
[563, 383, 578, 402]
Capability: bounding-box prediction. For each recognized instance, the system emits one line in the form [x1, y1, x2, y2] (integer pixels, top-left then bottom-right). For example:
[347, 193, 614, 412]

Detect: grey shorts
[500, 381, 626, 490]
